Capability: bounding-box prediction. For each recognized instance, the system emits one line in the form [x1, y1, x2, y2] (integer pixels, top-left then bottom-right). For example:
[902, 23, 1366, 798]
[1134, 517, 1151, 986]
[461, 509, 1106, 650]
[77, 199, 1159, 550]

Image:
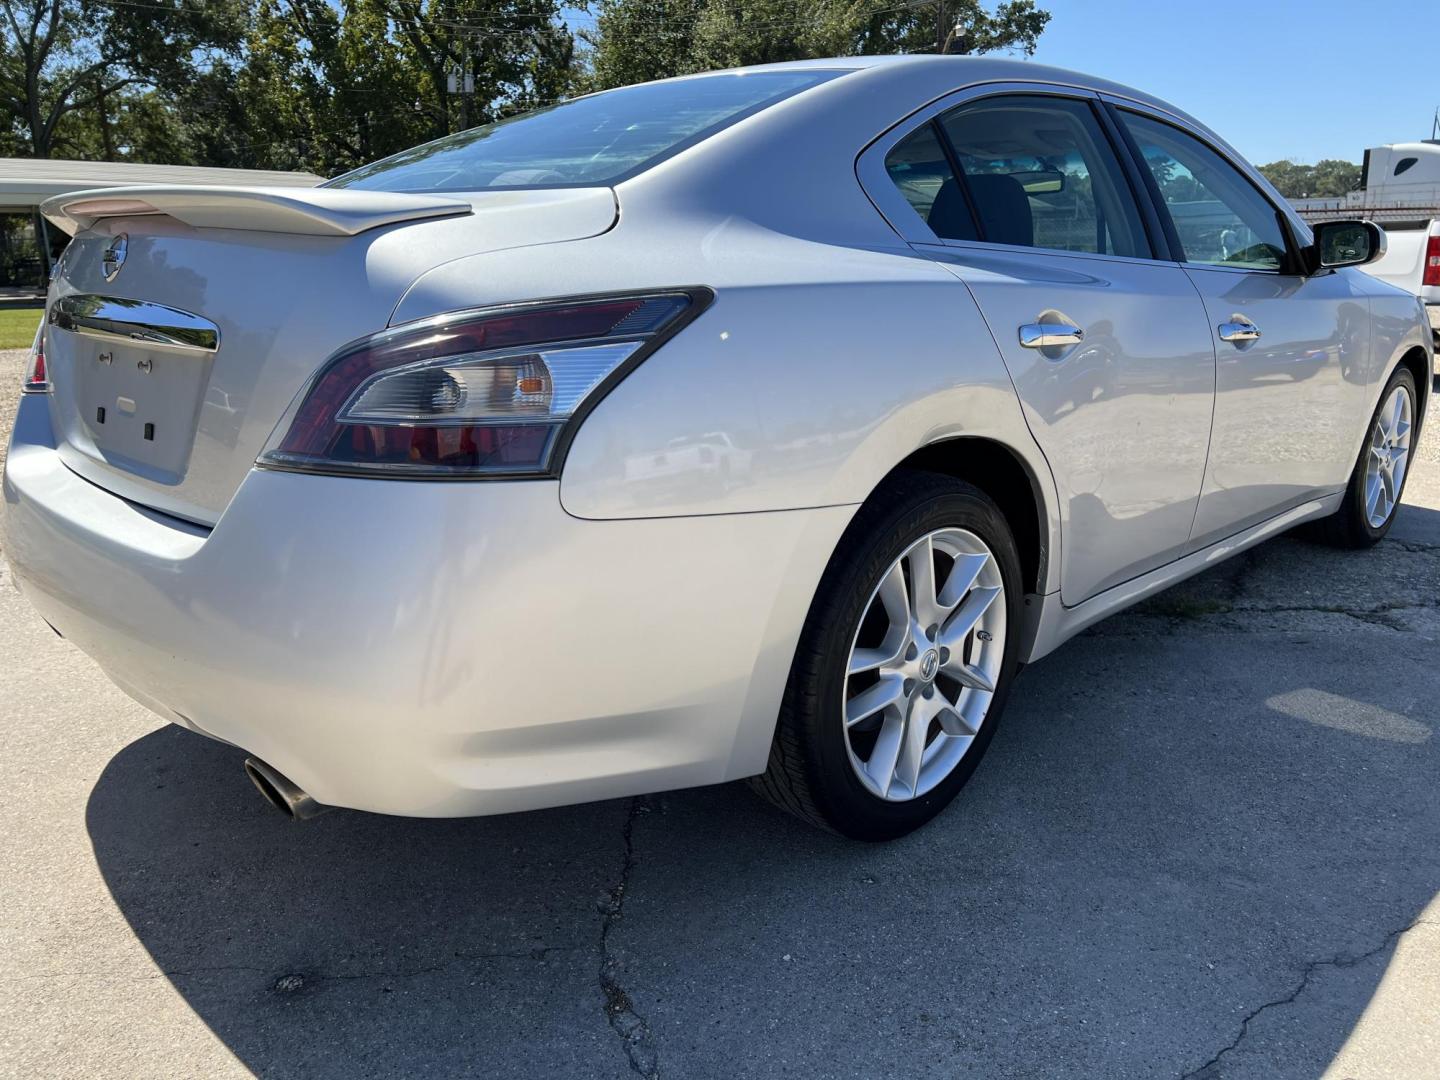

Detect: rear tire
[751, 471, 1023, 841]
[1312, 366, 1417, 549]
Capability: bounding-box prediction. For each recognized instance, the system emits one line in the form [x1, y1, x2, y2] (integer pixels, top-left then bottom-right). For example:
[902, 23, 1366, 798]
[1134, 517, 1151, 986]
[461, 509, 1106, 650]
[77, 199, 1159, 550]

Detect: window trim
[1103, 99, 1305, 277]
[1095, 103, 1182, 262]
[858, 81, 1164, 267]
[928, 119, 985, 241]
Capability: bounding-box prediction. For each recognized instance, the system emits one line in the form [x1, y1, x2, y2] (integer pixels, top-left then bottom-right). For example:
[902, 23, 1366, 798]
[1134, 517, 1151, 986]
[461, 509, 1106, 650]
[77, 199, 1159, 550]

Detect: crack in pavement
[1229, 598, 1440, 628]
[1113, 533, 1440, 636]
[1177, 917, 1434, 1079]
[1388, 539, 1440, 554]
[1105, 597, 1440, 637]
[598, 797, 659, 1079]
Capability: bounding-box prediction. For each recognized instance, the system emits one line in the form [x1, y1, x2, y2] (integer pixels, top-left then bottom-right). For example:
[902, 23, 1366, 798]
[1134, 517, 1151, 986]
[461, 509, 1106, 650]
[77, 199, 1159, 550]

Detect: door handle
[1218, 319, 1261, 343]
[1019, 323, 1084, 349]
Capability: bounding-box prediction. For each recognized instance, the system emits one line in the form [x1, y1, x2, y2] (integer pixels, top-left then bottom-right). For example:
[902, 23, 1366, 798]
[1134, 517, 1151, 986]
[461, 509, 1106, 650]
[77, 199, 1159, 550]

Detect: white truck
[1293, 141, 1440, 350]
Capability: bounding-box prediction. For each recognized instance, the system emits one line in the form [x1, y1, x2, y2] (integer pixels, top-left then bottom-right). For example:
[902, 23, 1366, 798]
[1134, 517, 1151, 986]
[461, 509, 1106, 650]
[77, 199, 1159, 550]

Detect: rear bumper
[3, 393, 852, 816]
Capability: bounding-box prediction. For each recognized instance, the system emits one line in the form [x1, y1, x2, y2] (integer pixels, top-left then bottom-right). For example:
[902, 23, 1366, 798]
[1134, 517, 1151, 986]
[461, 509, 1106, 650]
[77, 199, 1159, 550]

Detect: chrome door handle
[1218, 319, 1261, 343]
[1019, 323, 1084, 349]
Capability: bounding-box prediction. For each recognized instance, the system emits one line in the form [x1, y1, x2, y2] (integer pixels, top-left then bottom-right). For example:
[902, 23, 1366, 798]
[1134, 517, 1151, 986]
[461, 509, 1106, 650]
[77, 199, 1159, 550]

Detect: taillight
[1424, 234, 1440, 287]
[259, 290, 709, 478]
[22, 322, 48, 393]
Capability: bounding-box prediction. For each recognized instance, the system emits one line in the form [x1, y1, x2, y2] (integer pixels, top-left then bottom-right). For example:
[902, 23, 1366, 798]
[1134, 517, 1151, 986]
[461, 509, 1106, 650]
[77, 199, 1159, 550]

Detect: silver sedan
[3, 56, 1430, 839]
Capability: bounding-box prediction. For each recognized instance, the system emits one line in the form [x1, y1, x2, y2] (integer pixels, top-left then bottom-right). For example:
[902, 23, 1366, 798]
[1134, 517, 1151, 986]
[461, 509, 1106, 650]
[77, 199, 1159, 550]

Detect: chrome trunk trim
[49, 293, 220, 354]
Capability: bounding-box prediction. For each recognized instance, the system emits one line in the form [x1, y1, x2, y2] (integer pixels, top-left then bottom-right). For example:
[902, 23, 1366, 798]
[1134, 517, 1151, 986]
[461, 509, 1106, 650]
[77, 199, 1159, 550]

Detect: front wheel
[751, 472, 1023, 840]
[1313, 366, 1417, 548]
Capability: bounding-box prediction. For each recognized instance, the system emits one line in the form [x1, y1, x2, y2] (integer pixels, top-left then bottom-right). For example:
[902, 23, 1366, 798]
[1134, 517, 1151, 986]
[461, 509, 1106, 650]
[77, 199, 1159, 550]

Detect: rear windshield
[328, 70, 842, 193]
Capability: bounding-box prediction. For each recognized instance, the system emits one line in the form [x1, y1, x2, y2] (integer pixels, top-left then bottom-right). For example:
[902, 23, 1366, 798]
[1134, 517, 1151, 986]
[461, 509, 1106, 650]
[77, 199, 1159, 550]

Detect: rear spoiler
[41, 185, 472, 237]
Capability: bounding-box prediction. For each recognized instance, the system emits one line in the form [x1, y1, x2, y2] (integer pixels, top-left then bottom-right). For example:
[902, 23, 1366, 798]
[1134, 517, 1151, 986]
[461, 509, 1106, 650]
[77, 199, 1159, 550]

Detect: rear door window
[884, 124, 979, 242]
[884, 94, 1151, 259]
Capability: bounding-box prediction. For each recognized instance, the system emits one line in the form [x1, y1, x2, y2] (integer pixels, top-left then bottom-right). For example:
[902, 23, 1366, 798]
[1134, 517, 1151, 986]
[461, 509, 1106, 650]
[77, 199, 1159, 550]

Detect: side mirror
[1305, 219, 1387, 273]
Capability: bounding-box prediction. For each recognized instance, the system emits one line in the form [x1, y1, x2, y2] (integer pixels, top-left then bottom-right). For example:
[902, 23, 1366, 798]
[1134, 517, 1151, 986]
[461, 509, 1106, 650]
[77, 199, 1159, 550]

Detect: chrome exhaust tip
[244, 757, 331, 821]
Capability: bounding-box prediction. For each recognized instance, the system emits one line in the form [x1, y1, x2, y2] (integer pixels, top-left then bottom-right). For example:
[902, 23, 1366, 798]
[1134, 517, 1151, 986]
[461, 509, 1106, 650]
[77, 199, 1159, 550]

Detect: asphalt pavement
[2, 346, 1438, 1079]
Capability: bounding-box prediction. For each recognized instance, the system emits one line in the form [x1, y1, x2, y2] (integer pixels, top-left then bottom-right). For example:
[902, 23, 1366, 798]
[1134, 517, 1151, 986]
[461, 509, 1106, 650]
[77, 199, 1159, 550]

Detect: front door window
[1121, 111, 1289, 271]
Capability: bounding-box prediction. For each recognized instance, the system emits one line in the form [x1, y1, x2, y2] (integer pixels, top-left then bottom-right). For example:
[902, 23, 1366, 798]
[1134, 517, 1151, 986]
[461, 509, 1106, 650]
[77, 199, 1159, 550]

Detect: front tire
[1313, 366, 1417, 548]
[751, 471, 1023, 840]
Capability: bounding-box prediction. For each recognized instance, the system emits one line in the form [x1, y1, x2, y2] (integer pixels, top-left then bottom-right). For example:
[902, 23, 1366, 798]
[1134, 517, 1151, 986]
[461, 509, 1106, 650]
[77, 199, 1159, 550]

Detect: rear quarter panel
[391, 216, 1061, 592]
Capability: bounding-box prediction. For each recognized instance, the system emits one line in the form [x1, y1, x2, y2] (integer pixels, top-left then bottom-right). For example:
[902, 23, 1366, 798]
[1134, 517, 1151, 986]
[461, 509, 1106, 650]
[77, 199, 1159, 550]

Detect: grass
[0, 306, 42, 350]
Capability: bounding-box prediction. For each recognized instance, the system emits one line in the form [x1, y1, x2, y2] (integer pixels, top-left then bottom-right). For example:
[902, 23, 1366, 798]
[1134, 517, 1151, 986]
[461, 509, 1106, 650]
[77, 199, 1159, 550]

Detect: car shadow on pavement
[85, 508, 1440, 1079]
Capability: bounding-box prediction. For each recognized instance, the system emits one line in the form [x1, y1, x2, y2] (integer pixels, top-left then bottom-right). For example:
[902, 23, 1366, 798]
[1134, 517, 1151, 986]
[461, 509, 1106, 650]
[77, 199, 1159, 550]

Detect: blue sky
[1023, 0, 1437, 165]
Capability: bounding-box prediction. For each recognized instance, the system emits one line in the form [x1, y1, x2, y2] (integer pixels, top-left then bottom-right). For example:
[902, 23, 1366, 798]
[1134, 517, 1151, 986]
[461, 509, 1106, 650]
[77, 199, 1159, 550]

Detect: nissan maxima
[3, 57, 1430, 839]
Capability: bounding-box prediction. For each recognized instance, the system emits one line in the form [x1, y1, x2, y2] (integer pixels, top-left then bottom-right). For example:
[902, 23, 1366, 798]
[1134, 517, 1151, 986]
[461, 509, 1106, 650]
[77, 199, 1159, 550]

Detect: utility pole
[94, 77, 115, 161]
[448, 57, 476, 131]
[462, 35, 477, 131]
[936, 1, 965, 54]
[461, 54, 473, 131]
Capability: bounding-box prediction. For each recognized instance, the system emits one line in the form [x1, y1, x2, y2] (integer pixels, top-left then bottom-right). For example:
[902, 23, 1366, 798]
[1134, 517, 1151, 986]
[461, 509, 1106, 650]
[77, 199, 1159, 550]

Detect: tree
[222, 0, 580, 175]
[381, 0, 579, 139]
[0, 0, 1049, 172]
[0, 0, 248, 158]
[1309, 158, 1362, 197]
[194, 0, 581, 176]
[226, 0, 436, 174]
[0, 0, 581, 173]
[587, 0, 698, 90]
[881, 0, 1051, 56]
[1257, 158, 1362, 199]
[586, 0, 1052, 91]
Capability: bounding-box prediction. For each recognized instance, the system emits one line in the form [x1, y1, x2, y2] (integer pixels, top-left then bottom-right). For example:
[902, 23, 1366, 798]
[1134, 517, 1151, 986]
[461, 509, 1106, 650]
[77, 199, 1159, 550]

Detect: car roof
[612, 54, 1273, 249]
[721, 54, 1199, 125]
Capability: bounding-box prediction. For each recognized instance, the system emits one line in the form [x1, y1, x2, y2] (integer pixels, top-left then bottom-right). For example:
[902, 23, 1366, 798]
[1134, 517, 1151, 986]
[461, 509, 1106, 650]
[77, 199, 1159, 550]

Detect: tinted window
[928, 95, 1150, 257]
[884, 124, 979, 242]
[1123, 112, 1288, 271]
[330, 71, 840, 193]
[1394, 157, 1418, 176]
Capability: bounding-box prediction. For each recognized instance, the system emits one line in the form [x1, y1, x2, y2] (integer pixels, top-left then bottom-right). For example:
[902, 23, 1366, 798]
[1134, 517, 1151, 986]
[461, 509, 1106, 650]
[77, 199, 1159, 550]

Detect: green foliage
[1257, 158, 1362, 199]
[587, 0, 1052, 91]
[586, 0, 702, 89]
[0, 0, 1050, 176]
[226, 0, 440, 173]
[184, 0, 582, 174]
[0, 0, 581, 174]
[0, 0, 249, 157]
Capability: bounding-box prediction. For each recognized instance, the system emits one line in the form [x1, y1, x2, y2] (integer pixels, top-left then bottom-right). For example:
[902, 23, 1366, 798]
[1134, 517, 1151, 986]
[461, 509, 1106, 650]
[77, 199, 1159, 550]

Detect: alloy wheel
[842, 527, 1007, 802]
[1365, 384, 1413, 528]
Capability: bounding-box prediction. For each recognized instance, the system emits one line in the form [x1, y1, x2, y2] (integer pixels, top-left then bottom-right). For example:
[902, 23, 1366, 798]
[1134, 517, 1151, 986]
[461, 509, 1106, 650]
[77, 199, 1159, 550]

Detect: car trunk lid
[37, 185, 617, 525]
